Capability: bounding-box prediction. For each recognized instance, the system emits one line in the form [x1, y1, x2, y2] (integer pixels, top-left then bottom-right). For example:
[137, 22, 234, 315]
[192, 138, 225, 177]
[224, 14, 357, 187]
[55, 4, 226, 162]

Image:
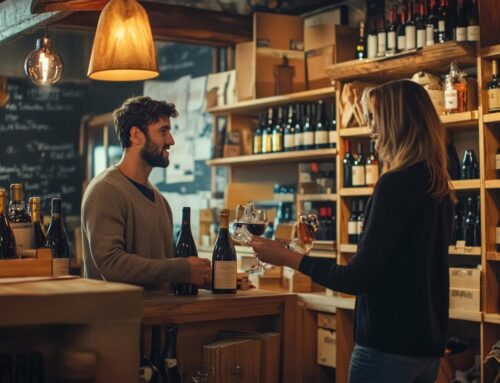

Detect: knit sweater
[81, 166, 190, 289]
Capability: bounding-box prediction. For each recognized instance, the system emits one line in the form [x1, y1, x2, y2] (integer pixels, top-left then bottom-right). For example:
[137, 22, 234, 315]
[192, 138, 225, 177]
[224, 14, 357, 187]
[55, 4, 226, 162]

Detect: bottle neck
[164, 325, 179, 358]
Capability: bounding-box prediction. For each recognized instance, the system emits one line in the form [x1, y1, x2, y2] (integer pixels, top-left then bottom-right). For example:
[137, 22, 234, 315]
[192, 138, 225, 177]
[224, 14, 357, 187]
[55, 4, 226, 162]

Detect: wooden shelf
[440, 110, 479, 128]
[451, 179, 481, 190]
[308, 250, 337, 258]
[297, 193, 337, 202]
[485, 180, 500, 189]
[483, 112, 500, 123]
[206, 87, 335, 114]
[486, 252, 500, 261]
[339, 126, 372, 138]
[339, 244, 357, 253]
[449, 309, 482, 322]
[206, 148, 337, 166]
[339, 187, 374, 197]
[480, 44, 500, 59]
[325, 41, 476, 82]
[448, 246, 481, 256]
[484, 313, 500, 324]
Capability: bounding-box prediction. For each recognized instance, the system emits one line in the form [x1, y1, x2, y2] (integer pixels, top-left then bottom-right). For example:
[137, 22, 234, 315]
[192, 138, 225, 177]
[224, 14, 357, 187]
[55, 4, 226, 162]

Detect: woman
[251, 80, 454, 383]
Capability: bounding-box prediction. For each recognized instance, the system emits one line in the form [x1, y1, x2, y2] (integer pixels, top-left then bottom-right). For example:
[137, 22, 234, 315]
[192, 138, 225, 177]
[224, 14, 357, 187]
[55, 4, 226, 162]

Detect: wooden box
[317, 328, 336, 368]
[0, 248, 52, 278]
[449, 288, 480, 311]
[317, 313, 336, 331]
[203, 338, 261, 383]
[449, 267, 481, 290]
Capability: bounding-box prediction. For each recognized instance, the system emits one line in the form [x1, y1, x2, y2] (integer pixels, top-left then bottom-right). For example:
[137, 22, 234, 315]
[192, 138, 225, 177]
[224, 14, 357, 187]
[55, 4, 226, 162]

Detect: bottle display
[348, 201, 358, 244]
[174, 207, 198, 296]
[397, 7, 407, 52]
[272, 106, 284, 153]
[253, 111, 264, 154]
[212, 209, 237, 294]
[284, 105, 295, 152]
[405, 1, 417, 50]
[29, 197, 47, 249]
[416, 1, 426, 48]
[262, 107, 273, 154]
[343, 140, 354, 187]
[460, 149, 479, 180]
[488, 60, 500, 113]
[8, 183, 33, 255]
[0, 188, 16, 259]
[314, 100, 329, 149]
[352, 142, 366, 187]
[386, 6, 397, 55]
[367, 19, 378, 59]
[365, 140, 379, 187]
[377, 17, 386, 57]
[466, 0, 479, 41]
[45, 197, 70, 276]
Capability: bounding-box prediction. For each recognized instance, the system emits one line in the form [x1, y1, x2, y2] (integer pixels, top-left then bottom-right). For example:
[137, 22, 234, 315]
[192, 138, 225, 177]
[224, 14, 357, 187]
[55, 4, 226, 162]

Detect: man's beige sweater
[81, 166, 190, 289]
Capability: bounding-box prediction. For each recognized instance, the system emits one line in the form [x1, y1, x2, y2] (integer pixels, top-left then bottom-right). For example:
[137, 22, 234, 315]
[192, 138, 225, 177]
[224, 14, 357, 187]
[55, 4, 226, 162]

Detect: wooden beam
[31, 0, 107, 13]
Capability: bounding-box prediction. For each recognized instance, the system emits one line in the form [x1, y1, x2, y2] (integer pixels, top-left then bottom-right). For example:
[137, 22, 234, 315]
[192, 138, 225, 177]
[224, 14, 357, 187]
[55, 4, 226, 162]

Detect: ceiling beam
[31, 0, 107, 13]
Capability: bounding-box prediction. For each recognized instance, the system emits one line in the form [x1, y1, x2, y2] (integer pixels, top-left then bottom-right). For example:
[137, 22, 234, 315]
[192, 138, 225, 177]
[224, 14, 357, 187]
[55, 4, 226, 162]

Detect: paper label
[426, 25, 434, 45]
[397, 35, 406, 51]
[387, 32, 396, 50]
[53, 258, 69, 277]
[11, 222, 34, 254]
[367, 35, 377, 58]
[352, 166, 366, 187]
[356, 221, 363, 235]
[303, 132, 315, 146]
[438, 21, 445, 32]
[405, 26, 416, 50]
[456, 28, 467, 42]
[467, 26, 480, 41]
[417, 29, 426, 48]
[445, 89, 458, 110]
[328, 130, 336, 145]
[488, 89, 500, 112]
[214, 261, 237, 289]
[365, 165, 379, 186]
[348, 222, 357, 235]
[284, 134, 294, 149]
[253, 137, 262, 153]
[165, 359, 178, 369]
[315, 131, 329, 145]
[294, 132, 303, 148]
[377, 32, 386, 54]
[496, 227, 500, 245]
[272, 133, 283, 152]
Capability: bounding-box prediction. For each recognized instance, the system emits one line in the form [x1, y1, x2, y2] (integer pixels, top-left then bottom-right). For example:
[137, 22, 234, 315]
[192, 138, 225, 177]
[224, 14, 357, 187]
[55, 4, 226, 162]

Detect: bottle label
[496, 227, 500, 245]
[445, 89, 458, 110]
[467, 26, 480, 41]
[496, 154, 500, 170]
[416, 29, 426, 48]
[165, 359, 178, 369]
[367, 35, 377, 58]
[456, 27, 467, 42]
[328, 130, 336, 145]
[284, 134, 294, 150]
[405, 26, 416, 50]
[348, 221, 357, 235]
[397, 35, 406, 51]
[294, 132, 303, 148]
[303, 132, 315, 146]
[264, 135, 273, 153]
[387, 32, 396, 50]
[352, 166, 366, 187]
[214, 261, 237, 289]
[356, 221, 363, 235]
[377, 32, 386, 55]
[426, 25, 435, 45]
[53, 258, 70, 276]
[315, 131, 329, 145]
[438, 20, 445, 32]
[272, 133, 283, 152]
[365, 165, 379, 186]
[488, 89, 500, 112]
[11, 222, 34, 254]
[253, 137, 262, 154]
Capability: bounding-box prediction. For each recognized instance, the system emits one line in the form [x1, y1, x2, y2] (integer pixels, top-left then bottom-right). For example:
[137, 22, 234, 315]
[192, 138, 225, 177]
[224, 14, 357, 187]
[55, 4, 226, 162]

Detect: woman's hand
[249, 236, 304, 270]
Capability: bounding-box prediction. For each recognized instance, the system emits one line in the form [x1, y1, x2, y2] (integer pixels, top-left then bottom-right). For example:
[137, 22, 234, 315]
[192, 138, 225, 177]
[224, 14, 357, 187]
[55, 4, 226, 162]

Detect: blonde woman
[251, 80, 454, 383]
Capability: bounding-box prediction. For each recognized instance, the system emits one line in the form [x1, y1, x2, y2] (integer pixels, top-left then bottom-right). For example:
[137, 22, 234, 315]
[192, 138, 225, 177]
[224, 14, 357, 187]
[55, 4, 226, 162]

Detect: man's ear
[129, 126, 144, 146]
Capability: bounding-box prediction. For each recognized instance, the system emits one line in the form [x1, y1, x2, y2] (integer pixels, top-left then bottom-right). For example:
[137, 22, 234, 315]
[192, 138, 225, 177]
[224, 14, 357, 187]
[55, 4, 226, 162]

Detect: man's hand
[186, 257, 211, 287]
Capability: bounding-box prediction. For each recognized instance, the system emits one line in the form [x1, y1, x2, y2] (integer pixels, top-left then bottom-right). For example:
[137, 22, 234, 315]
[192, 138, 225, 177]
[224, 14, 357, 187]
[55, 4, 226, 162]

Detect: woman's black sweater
[299, 162, 453, 357]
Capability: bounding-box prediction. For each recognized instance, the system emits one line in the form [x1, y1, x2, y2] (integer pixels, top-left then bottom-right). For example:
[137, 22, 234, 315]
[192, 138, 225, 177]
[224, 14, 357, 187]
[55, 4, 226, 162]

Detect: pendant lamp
[87, 0, 159, 81]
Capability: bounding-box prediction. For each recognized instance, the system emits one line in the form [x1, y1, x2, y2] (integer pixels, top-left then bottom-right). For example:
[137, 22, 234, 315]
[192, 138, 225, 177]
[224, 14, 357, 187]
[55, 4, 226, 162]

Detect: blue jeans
[348, 345, 440, 383]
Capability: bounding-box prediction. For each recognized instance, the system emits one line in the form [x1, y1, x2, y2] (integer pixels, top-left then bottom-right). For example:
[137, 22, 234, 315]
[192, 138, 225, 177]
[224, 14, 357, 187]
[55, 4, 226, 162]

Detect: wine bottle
[302, 103, 315, 151]
[377, 17, 386, 57]
[456, 0, 468, 41]
[272, 106, 284, 153]
[328, 101, 337, 149]
[212, 209, 237, 294]
[365, 140, 379, 187]
[488, 60, 500, 113]
[437, 0, 450, 43]
[174, 207, 198, 296]
[314, 100, 328, 149]
[284, 105, 295, 152]
[355, 22, 365, 59]
[367, 19, 378, 59]
[405, 1, 417, 50]
[0, 188, 16, 259]
[29, 197, 47, 249]
[357, 199, 365, 240]
[253, 110, 264, 154]
[449, 0, 458, 40]
[140, 330, 154, 383]
[348, 201, 358, 244]
[426, 0, 438, 45]
[343, 140, 354, 187]
[262, 107, 273, 154]
[450, 200, 460, 246]
[416, 1, 427, 48]
[496, 147, 500, 178]
[352, 142, 366, 187]
[463, 196, 475, 247]
[397, 7, 407, 52]
[293, 104, 304, 151]
[473, 194, 481, 246]
[460, 150, 472, 180]
[466, 0, 480, 42]
[150, 325, 166, 383]
[45, 198, 71, 276]
[163, 324, 182, 383]
[8, 183, 33, 255]
[470, 149, 479, 178]
[386, 5, 397, 55]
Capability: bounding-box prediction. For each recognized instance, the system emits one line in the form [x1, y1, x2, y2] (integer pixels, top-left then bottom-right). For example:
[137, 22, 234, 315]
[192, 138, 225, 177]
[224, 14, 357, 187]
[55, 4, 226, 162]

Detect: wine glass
[246, 207, 273, 274]
[289, 213, 320, 255]
[230, 204, 252, 245]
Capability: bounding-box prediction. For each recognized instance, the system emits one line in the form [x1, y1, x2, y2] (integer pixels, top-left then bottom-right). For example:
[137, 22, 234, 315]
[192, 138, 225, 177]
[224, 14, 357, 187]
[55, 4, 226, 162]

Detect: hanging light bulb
[87, 0, 159, 81]
[24, 28, 64, 86]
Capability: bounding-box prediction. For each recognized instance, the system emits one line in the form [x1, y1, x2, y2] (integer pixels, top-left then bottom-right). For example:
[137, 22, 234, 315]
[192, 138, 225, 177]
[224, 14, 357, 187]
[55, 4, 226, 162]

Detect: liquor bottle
[386, 5, 397, 55]
[352, 142, 366, 187]
[0, 188, 16, 259]
[174, 207, 198, 296]
[456, 0, 468, 41]
[262, 107, 273, 154]
[357, 199, 365, 240]
[45, 198, 71, 276]
[405, 1, 417, 50]
[302, 103, 315, 151]
[29, 197, 47, 249]
[426, 0, 438, 45]
[284, 105, 295, 152]
[348, 200, 358, 244]
[8, 183, 33, 255]
[367, 19, 378, 59]
[212, 209, 237, 294]
[293, 104, 304, 151]
[377, 17, 386, 57]
[163, 324, 182, 383]
[328, 101, 337, 149]
[272, 106, 284, 153]
[355, 22, 365, 60]
[150, 325, 166, 383]
[463, 196, 475, 247]
[397, 7, 407, 52]
[365, 140, 379, 187]
[488, 60, 500, 113]
[473, 194, 481, 246]
[444, 61, 467, 114]
[314, 100, 329, 149]
[343, 140, 354, 187]
[437, 0, 450, 43]
[253, 110, 264, 154]
[416, 1, 427, 48]
[466, 0, 479, 41]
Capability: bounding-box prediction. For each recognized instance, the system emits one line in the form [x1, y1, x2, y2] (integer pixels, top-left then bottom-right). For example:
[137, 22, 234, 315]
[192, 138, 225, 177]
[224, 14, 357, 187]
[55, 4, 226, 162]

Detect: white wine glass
[289, 213, 320, 255]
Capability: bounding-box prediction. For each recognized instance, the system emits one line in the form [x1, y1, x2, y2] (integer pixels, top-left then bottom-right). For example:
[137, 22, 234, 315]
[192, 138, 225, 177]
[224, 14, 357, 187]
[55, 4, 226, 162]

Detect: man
[81, 96, 211, 290]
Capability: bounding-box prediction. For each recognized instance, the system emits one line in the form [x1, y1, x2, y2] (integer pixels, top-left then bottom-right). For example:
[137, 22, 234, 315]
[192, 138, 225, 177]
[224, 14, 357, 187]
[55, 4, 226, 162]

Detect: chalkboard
[0, 78, 89, 217]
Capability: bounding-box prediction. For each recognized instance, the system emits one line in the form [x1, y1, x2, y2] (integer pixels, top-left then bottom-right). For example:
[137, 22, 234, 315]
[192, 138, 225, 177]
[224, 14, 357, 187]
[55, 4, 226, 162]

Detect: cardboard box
[449, 267, 480, 290]
[206, 70, 236, 108]
[449, 288, 480, 311]
[317, 328, 336, 368]
[304, 7, 348, 51]
[255, 12, 303, 50]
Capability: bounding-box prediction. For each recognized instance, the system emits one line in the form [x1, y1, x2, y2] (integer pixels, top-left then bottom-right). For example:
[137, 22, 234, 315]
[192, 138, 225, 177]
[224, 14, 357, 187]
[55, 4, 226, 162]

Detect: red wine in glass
[244, 223, 266, 236]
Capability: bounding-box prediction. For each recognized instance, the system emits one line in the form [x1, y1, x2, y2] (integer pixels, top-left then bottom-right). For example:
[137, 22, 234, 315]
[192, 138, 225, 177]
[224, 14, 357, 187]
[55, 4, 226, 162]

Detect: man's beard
[140, 135, 169, 168]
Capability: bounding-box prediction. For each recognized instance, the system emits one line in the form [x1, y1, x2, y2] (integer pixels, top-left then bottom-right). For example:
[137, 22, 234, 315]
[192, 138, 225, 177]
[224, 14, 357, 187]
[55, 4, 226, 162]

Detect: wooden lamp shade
[87, 0, 159, 81]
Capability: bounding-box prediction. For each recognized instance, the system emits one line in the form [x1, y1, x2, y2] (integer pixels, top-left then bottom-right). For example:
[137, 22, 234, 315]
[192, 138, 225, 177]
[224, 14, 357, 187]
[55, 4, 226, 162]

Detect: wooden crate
[0, 248, 52, 278]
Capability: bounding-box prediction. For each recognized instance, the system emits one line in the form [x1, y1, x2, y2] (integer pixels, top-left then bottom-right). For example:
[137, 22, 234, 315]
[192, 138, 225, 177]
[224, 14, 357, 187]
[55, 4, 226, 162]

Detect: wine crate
[0, 248, 52, 278]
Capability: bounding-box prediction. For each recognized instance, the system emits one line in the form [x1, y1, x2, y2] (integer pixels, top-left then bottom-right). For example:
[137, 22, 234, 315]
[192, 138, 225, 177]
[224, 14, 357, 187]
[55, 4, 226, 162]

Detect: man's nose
[167, 131, 175, 146]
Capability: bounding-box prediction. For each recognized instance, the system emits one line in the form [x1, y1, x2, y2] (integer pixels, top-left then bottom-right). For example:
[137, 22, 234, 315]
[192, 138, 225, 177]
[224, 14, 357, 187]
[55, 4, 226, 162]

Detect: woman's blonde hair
[368, 80, 453, 201]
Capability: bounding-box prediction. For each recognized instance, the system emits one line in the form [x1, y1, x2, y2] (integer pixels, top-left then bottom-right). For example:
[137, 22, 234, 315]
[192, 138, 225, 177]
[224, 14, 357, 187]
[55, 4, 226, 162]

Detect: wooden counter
[142, 289, 297, 382]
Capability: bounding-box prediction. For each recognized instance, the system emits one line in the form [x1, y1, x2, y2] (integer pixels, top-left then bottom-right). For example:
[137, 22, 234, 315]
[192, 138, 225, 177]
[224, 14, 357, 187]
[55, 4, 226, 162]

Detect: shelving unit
[339, 244, 357, 253]
[441, 110, 479, 129]
[451, 179, 482, 190]
[482, 112, 500, 123]
[338, 127, 372, 138]
[449, 309, 483, 323]
[339, 187, 374, 197]
[485, 180, 500, 189]
[296, 193, 337, 202]
[449, 246, 482, 256]
[486, 252, 500, 261]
